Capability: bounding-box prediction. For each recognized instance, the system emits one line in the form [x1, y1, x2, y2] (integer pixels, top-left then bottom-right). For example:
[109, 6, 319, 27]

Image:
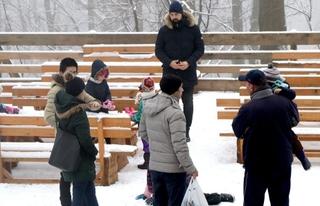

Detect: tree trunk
[129, 0, 142, 31]
[88, 0, 96, 30]
[232, 0, 244, 64]
[259, 0, 286, 63]
[249, 0, 260, 64]
[250, 0, 259, 32]
[44, 0, 55, 32]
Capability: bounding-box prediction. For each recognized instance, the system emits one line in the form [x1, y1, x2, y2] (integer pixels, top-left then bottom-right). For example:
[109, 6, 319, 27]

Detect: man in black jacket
[232, 69, 298, 206]
[155, 1, 204, 142]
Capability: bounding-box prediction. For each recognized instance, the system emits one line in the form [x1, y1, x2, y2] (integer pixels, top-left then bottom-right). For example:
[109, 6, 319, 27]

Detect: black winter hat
[91, 59, 107, 78]
[238, 69, 266, 86]
[65, 76, 85, 97]
[160, 74, 182, 95]
[169, 1, 183, 13]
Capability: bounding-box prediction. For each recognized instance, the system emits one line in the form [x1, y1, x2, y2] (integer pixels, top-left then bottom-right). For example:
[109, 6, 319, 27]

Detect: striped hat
[260, 63, 285, 82]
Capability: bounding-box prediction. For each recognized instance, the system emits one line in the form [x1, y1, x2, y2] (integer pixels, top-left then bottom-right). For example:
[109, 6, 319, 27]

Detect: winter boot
[138, 152, 150, 170]
[145, 197, 153, 205]
[220, 193, 235, 203]
[204, 193, 222, 205]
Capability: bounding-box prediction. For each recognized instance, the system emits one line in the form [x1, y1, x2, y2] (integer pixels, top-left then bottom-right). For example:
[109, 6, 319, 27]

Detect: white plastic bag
[181, 177, 209, 206]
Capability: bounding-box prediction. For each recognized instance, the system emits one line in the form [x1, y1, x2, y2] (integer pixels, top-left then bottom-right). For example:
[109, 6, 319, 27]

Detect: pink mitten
[5, 105, 20, 114]
[103, 100, 116, 110]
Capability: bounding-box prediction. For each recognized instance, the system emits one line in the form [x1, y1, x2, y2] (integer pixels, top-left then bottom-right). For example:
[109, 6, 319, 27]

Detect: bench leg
[116, 154, 129, 171]
[96, 157, 118, 186]
[0, 159, 14, 183]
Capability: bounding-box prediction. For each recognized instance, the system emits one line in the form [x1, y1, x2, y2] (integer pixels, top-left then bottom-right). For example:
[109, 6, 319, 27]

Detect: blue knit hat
[169, 1, 183, 13]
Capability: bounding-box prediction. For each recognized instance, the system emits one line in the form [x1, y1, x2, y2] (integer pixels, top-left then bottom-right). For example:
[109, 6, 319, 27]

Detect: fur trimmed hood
[51, 74, 65, 88]
[163, 11, 196, 29]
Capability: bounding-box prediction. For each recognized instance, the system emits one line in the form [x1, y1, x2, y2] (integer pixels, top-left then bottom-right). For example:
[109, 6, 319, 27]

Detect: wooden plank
[198, 64, 265, 73]
[41, 74, 162, 83]
[0, 77, 41, 83]
[0, 115, 48, 126]
[11, 96, 135, 110]
[0, 64, 41, 73]
[2, 32, 320, 45]
[0, 51, 82, 60]
[42, 62, 162, 73]
[1, 178, 59, 184]
[11, 86, 138, 98]
[82, 54, 159, 62]
[12, 97, 47, 108]
[216, 98, 241, 107]
[0, 126, 54, 137]
[273, 61, 320, 68]
[0, 95, 13, 104]
[82, 44, 155, 54]
[240, 68, 320, 75]
[196, 78, 240, 91]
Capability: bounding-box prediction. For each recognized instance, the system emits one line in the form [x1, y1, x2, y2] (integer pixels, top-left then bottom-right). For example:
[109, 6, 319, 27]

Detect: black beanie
[65, 76, 85, 97]
[160, 74, 182, 95]
[91, 59, 107, 78]
[169, 1, 183, 13]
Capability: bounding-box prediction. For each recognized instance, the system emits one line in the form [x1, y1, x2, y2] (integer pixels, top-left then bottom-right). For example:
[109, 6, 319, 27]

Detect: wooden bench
[0, 113, 137, 185]
[0, 82, 142, 111]
[41, 61, 162, 83]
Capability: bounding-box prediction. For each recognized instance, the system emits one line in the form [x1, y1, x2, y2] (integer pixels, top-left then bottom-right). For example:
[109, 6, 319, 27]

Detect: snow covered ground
[0, 91, 319, 206]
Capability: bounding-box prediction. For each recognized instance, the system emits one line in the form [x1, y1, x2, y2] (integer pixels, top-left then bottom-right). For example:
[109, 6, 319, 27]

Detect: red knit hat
[141, 77, 155, 91]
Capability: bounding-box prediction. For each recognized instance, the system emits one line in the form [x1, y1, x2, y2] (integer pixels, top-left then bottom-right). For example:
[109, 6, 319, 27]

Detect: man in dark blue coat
[155, 1, 204, 142]
[232, 69, 298, 206]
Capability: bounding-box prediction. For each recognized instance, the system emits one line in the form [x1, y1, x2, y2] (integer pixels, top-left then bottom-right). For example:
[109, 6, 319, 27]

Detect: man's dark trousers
[150, 170, 186, 206]
[72, 181, 99, 206]
[182, 86, 194, 134]
[243, 167, 291, 206]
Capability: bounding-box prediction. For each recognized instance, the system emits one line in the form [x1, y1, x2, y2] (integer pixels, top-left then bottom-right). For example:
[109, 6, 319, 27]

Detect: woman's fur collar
[163, 11, 196, 29]
[51, 74, 65, 87]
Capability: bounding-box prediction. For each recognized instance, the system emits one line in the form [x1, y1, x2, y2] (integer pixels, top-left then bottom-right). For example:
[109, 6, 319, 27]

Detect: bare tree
[286, 0, 313, 31]
[44, 0, 56, 31]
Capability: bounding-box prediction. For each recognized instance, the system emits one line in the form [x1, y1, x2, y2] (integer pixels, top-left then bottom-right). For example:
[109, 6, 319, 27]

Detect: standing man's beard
[172, 19, 182, 29]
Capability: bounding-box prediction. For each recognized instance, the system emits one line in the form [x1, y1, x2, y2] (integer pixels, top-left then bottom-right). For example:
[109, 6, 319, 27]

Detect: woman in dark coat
[55, 73, 99, 206]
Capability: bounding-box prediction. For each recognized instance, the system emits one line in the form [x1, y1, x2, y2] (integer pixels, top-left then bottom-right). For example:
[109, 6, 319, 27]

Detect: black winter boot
[220, 193, 235, 203]
[204, 193, 222, 205]
[138, 152, 150, 170]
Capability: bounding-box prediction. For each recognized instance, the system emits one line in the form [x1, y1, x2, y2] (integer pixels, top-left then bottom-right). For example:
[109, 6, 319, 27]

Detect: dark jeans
[181, 86, 194, 133]
[60, 174, 72, 206]
[150, 170, 186, 206]
[243, 168, 291, 206]
[72, 181, 99, 206]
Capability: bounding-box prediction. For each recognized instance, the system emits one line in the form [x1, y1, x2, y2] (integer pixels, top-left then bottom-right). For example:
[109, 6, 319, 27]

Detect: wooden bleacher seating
[0, 82, 142, 111]
[0, 113, 137, 185]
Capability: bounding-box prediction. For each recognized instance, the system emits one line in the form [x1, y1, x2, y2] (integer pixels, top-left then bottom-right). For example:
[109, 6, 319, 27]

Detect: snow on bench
[0, 151, 111, 160]
[0, 142, 137, 155]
